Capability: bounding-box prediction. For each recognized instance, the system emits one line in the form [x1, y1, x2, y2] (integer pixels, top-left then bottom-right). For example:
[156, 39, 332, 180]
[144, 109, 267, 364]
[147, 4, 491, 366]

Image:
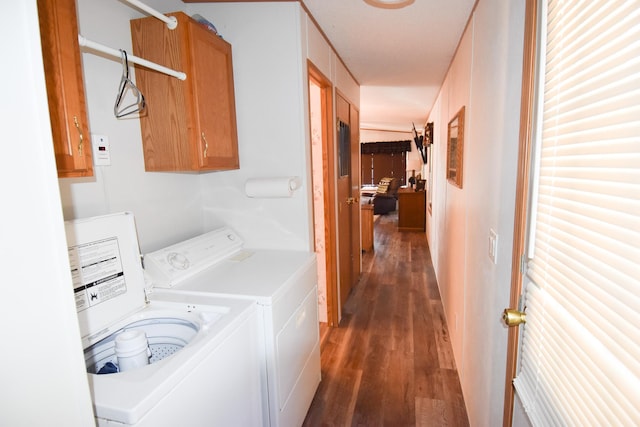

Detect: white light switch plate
[489, 229, 498, 264]
[91, 134, 111, 166]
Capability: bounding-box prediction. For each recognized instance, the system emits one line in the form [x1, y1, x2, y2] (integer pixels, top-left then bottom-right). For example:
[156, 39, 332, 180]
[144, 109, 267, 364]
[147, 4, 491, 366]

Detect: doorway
[308, 63, 338, 326]
[308, 64, 361, 327]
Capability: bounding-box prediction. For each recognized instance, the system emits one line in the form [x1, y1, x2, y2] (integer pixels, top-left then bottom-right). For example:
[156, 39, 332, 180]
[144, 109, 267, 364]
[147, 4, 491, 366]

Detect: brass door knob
[503, 308, 526, 327]
[346, 197, 356, 205]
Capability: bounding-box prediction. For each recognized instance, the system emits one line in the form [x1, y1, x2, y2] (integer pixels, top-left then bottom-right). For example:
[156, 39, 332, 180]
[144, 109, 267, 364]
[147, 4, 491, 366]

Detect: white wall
[426, 93, 444, 267]
[0, 1, 94, 425]
[60, 0, 205, 253]
[334, 61, 360, 111]
[463, 1, 525, 424]
[426, 0, 526, 425]
[434, 15, 474, 365]
[185, 2, 315, 251]
[60, 0, 320, 253]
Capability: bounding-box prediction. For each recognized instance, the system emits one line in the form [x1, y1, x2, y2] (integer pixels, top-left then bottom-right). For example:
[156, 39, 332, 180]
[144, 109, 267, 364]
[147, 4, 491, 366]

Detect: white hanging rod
[122, 0, 178, 29]
[78, 35, 187, 81]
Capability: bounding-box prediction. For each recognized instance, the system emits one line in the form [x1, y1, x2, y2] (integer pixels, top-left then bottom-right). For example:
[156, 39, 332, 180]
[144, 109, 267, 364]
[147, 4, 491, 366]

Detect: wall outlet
[489, 229, 498, 264]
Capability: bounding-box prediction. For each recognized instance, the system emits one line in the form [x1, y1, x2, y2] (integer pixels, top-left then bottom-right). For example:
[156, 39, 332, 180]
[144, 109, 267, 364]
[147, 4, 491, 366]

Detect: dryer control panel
[145, 227, 243, 288]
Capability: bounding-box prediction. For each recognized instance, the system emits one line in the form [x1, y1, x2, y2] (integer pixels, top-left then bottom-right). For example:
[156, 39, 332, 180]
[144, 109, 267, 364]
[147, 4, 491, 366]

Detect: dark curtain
[361, 153, 373, 185]
[361, 140, 412, 155]
[360, 141, 410, 185]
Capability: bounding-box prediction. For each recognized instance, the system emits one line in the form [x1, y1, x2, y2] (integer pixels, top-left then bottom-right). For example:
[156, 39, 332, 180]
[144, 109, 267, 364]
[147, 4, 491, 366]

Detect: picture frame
[424, 122, 434, 146]
[446, 106, 465, 188]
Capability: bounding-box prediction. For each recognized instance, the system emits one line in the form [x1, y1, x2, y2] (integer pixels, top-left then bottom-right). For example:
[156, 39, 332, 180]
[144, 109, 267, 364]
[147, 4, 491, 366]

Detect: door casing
[308, 62, 339, 326]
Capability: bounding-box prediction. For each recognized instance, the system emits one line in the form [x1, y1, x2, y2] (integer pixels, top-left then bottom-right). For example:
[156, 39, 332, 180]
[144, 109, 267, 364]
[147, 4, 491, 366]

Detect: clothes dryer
[145, 228, 321, 427]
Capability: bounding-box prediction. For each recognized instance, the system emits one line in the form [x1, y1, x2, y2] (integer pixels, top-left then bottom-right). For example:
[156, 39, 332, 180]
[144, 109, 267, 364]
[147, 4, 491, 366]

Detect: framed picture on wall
[424, 122, 434, 146]
[447, 106, 465, 188]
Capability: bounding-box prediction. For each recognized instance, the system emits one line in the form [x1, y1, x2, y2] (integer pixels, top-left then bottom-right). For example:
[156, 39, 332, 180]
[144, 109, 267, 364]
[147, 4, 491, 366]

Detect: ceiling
[301, 0, 476, 133]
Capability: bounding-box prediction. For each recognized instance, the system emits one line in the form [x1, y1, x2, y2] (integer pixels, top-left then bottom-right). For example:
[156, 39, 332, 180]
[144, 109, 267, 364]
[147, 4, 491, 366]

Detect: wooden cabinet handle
[73, 115, 84, 155]
[201, 132, 209, 158]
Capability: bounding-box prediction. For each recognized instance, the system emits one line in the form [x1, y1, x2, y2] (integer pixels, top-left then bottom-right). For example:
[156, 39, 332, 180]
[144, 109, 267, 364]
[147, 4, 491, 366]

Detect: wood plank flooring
[303, 212, 469, 427]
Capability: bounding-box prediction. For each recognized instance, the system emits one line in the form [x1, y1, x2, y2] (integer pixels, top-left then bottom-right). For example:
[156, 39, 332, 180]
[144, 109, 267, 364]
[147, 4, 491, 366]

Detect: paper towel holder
[244, 176, 302, 198]
[288, 176, 301, 191]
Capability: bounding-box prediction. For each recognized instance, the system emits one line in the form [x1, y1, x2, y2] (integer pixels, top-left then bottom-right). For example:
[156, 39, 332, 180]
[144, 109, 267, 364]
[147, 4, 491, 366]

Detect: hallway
[303, 212, 469, 426]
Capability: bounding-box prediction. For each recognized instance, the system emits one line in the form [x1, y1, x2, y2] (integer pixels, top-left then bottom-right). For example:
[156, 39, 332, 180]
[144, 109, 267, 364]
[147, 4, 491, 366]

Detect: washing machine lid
[65, 212, 147, 341]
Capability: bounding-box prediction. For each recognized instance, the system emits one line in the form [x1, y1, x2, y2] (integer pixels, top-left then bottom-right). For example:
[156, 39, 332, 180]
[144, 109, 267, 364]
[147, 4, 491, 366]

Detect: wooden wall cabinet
[131, 12, 239, 172]
[37, 0, 93, 178]
[398, 189, 426, 231]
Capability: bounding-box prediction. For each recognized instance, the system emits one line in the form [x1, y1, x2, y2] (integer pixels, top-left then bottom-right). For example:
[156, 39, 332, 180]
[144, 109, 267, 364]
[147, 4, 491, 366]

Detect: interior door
[349, 104, 361, 286]
[336, 93, 356, 314]
[336, 119, 352, 312]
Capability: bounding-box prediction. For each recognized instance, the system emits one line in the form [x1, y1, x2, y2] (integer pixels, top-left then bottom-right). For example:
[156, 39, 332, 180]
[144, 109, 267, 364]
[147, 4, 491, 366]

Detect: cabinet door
[130, 13, 192, 172]
[131, 12, 239, 172]
[38, 0, 93, 178]
[188, 21, 239, 170]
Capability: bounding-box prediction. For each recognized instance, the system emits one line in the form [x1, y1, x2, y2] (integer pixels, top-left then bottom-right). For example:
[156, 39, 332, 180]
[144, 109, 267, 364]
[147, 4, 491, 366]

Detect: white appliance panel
[65, 212, 147, 341]
[145, 233, 321, 427]
[270, 256, 319, 329]
[276, 286, 319, 407]
[278, 342, 321, 427]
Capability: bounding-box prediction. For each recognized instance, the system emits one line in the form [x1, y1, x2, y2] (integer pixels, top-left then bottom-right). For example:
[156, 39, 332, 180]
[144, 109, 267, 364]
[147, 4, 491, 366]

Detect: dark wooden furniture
[397, 189, 426, 231]
[361, 204, 374, 252]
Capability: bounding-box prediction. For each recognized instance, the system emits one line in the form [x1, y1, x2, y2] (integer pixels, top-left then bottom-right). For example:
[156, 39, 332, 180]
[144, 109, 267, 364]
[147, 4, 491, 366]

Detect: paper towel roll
[245, 177, 301, 198]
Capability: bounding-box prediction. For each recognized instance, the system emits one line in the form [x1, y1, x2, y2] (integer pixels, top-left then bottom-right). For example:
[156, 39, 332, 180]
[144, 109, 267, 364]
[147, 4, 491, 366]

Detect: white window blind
[513, 0, 640, 425]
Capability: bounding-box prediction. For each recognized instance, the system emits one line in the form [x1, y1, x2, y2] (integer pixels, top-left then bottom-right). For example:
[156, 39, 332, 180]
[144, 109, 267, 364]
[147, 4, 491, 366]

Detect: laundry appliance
[144, 227, 321, 427]
[65, 212, 264, 426]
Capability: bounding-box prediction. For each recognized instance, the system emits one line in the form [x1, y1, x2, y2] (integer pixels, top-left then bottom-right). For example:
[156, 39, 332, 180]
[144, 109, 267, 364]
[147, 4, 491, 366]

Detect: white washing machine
[144, 228, 321, 427]
[65, 213, 264, 426]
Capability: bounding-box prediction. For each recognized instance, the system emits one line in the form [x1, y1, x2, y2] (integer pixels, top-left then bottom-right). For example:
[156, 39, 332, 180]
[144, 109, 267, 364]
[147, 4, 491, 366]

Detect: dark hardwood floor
[303, 211, 469, 427]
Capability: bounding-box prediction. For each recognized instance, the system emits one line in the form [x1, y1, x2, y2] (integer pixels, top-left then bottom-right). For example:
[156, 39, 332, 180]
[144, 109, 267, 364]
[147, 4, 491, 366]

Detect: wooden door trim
[503, 0, 538, 425]
[308, 61, 339, 327]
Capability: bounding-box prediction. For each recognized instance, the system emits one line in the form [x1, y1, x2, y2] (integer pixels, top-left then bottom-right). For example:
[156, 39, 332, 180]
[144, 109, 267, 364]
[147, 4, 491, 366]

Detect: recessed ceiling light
[363, 0, 415, 9]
